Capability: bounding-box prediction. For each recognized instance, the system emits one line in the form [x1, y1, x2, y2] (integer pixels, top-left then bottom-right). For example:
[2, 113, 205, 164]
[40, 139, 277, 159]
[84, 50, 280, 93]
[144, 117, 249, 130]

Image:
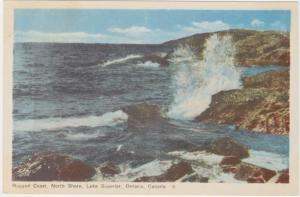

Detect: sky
[15, 9, 290, 44]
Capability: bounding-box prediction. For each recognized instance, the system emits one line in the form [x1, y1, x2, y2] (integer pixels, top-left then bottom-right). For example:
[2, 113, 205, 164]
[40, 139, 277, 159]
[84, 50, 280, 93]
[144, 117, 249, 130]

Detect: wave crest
[14, 110, 128, 132]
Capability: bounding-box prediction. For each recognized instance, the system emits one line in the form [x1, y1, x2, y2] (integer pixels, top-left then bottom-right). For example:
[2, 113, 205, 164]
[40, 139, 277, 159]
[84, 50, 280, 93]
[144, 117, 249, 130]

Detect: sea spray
[167, 34, 242, 120]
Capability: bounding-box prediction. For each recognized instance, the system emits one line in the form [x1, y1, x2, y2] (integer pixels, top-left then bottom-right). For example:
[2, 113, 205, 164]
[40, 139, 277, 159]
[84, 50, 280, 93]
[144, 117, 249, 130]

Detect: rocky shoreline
[13, 137, 288, 183]
[196, 70, 289, 134]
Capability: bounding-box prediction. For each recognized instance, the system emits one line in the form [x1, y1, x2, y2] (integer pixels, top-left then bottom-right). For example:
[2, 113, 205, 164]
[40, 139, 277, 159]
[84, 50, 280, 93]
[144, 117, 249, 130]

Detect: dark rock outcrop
[134, 161, 194, 182]
[208, 137, 249, 159]
[276, 169, 289, 183]
[181, 174, 209, 183]
[13, 152, 96, 181]
[197, 70, 289, 134]
[99, 161, 121, 177]
[233, 162, 276, 183]
[220, 156, 241, 166]
[122, 103, 164, 128]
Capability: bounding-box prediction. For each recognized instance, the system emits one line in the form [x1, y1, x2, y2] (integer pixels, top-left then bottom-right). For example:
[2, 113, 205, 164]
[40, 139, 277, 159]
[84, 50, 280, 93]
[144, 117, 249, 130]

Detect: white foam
[92, 159, 173, 182]
[136, 61, 160, 68]
[167, 34, 242, 120]
[243, 150, 288, 171]
[101, 54, 142, 67]
[64, 132, 104, 141]
[168, 150, 223, 165]
[14, 110, 128, 132]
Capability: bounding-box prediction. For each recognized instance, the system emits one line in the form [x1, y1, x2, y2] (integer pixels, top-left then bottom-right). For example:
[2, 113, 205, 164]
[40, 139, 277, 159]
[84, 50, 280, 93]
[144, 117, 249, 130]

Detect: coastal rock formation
[163, 29, 289, 67]
[276, 169, 289, 183]
[122, 103, 164, 128]
[196, 70, 289, 134]
[208, 137, 249, 159]
[13, 152, 96, 181]
[99, 161, 121, 177]
[134, 161, 194, 182]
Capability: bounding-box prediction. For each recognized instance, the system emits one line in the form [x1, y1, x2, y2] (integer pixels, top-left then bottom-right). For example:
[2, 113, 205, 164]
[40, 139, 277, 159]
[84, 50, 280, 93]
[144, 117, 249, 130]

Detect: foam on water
[14, 110, 128, 132]
[136, 61, 160, 68]
[167, 34, 242, 120]
[243, 149, 288, 171]
[101, 54, 142, 67]
[93, 159, 173, 181]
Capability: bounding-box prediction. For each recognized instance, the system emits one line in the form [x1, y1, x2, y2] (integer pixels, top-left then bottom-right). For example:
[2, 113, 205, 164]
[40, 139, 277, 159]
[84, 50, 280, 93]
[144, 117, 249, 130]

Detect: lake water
[13, 42, 289, 182]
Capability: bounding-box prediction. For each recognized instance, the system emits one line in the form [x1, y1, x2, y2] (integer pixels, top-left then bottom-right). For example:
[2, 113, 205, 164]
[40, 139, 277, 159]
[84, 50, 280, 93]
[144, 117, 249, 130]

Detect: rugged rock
[208, 137, 249, 159]
[122, 103, 164, 128]
[163, 29, 289, 67]
[197, 70, 289, 134]
[99, 161, 121, 177]
[181, 174, 209, 183]
[220, 156, 241, 166]
[134, 161, 194, 182]
[276, 169, 289, 183]
[13, 152, 96, 181]
[234, 162, 276, 183]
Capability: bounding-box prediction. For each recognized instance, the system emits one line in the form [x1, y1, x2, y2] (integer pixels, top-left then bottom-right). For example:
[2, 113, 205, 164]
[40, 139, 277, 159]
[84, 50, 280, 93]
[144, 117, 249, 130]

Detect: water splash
[167, 34, 242, 120]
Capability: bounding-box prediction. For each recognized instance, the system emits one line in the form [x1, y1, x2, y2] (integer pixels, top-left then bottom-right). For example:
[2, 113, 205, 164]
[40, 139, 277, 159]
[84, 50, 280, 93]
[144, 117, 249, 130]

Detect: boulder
[181, 174, 209, 183]
[234, 162, 276, 183]
[208, 137, 249, 159]
[13, 152, 96, 181]
[99, 161, 121, 177]
[220, 156, 241, 166]
[276, 169, 289, 183]
[134, 161, 194, 182]
[122, 103, 163, 128]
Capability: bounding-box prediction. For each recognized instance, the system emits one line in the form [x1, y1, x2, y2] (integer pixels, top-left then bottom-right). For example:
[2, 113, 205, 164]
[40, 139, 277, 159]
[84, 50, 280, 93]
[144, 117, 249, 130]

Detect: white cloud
[108, 26, 153, 35]
[250, 19, 265, 28]
[179, 20, 231, 34]
[15, 31, 107, 43]
[270, 21, 288, 31]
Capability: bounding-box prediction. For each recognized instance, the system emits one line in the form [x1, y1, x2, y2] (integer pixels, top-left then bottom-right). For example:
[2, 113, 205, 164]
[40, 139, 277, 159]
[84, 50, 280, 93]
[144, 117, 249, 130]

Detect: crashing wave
[135, 61, 160, 68]
[100, 54, 142, 67]
[14, 110, 128, 132]
[167, 34, 242, 120]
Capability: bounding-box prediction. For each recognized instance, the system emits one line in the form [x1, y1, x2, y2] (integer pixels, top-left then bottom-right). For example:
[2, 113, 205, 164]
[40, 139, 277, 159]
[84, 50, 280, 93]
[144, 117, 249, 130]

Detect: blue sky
[15, 9, 290, 43]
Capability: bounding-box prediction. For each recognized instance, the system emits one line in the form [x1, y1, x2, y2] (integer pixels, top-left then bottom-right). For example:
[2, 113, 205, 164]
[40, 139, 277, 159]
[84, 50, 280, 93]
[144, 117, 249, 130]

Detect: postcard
[3, 1, 299, 195]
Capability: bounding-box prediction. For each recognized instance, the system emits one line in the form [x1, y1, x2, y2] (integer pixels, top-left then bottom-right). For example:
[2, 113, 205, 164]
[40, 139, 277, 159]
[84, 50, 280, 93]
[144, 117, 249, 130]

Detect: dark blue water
[13, 43, 288, 172]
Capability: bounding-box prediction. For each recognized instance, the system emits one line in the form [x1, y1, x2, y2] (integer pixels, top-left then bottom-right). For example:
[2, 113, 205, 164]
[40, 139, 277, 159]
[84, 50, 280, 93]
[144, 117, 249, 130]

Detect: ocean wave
[100, 54, 142, 67]
[167, 34, 242, 120]
[14, 110, 128, 132]
[135, 61, 160, 68]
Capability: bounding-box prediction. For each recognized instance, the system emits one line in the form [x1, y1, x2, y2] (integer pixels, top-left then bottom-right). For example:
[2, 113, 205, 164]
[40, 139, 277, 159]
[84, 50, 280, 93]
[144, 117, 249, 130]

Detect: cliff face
[163, 29, 290, 67]
[196, 70, 289, 134]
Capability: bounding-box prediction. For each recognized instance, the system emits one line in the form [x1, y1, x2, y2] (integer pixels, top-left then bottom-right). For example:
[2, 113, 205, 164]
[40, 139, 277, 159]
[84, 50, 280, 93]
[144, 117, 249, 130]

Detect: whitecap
[14, 110, 128, 132]
[101, 54, 142, 67]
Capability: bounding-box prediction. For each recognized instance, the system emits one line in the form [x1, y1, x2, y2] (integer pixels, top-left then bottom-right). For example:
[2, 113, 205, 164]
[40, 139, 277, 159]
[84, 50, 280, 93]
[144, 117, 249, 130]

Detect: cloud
[15, 31, 107, 43]
[108, 26, 153, 35]
[250, 19, 265, 28]
[179, 20, 231, 34]
[270, 21, 288, 31]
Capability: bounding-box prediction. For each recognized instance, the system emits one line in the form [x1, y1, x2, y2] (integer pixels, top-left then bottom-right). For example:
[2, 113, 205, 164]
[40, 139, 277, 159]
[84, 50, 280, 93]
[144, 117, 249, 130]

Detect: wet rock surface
[197, 70, 289, 134]
[99, 161, 121, 177]
[122, 103, 164, 129]
[276, 169, 289, 183]
[134, 161, 194, 182]
[208, 137, 249, 159]
[13, 152, 96, 181]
